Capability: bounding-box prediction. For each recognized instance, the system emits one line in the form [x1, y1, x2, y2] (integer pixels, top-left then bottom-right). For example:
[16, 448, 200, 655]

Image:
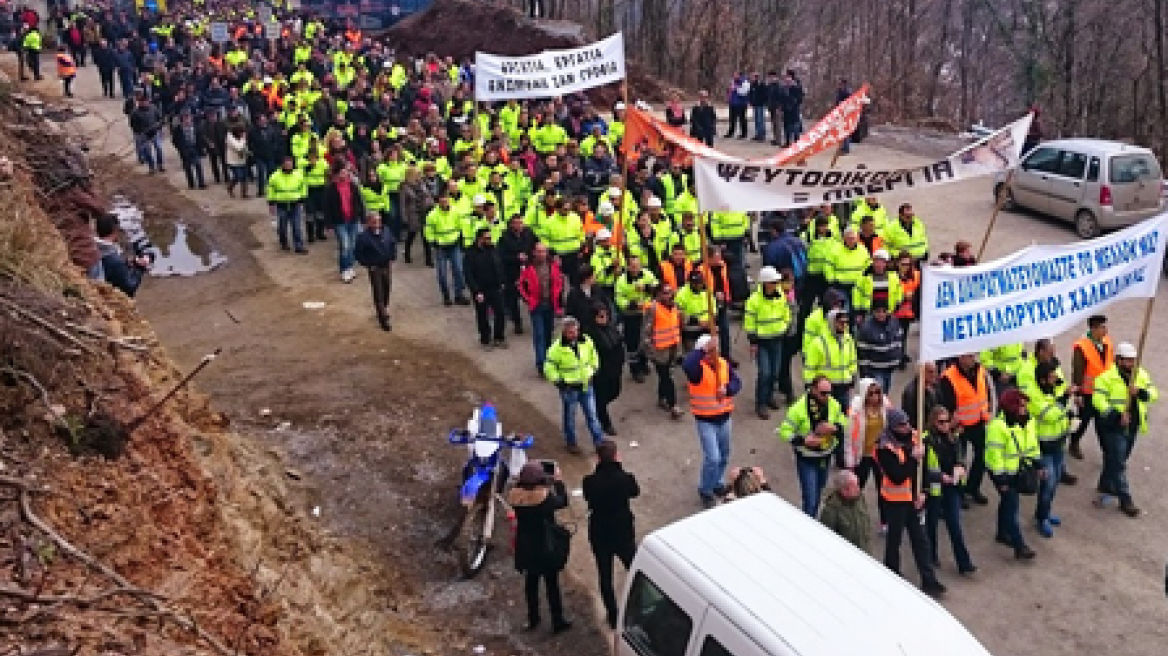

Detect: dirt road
[47, 61, 1168, 655]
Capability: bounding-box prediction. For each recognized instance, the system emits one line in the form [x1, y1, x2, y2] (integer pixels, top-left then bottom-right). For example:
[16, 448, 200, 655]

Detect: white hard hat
[596, 228, 613, 240]
[1117, 342, 1138, 358]
[614, 102, 626, 111]
[607, 187, 622, 198]
[758, 266, 781, 283]
[472, 194, 486, 206]
[598, 202, 615, 216]
[695, 334, 714, 351]
[873, 249, 890, 260]
[646, 196, 663, 209]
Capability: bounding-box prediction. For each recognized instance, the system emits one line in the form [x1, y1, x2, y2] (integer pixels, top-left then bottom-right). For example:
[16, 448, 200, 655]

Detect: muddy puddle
[110, 195, 228, 277]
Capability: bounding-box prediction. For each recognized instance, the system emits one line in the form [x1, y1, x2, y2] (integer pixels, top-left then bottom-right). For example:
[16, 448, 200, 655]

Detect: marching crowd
[27, 0, 1160, 627]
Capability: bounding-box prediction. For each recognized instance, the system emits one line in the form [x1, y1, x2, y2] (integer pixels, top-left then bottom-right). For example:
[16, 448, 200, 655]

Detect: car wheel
[1075, 210, 1101, 239]
[995, 183, 1016, 210]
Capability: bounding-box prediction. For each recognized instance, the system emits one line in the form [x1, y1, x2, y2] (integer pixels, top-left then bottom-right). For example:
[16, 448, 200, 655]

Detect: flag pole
[1129, 295, 1157, 402]
[614, 82, 632, 269]
[977, 169, 1015, 261]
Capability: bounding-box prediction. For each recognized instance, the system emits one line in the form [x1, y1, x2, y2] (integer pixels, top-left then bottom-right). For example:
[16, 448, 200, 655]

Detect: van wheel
[994, 183, 1015, 210]
[1075, 210, 1100, 239]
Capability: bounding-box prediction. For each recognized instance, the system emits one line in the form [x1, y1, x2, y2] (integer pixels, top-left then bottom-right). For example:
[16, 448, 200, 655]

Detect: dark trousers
[883, 501, 937, 585]
[726, 105, 747, 137]
[306, 187, 327, 240]
[558, 250, 580, 285]
[98, 67, 115, 97]
[777, 333, 799, 398]
[654, 361, 676, 407]
[926, 487, 974, 571]
[1069, 397, 1099, 451]
[594, 372, 622, 430]
[622, 314, 649, 375]
[1098, 426, 1137, 500]
[70, 43, 85, 66]
[961, 423, 988, 496]
[995, 486, 1024, 548]
[368, 265, 393, 323]
[180, 155, 206, 189]
[25, 50, 41, 79]
[854, 456, 888, 524]
[473, 288, 506, 344]
[504, 276, 524, 329]
[801, 273, 829, 313]
[592, 540, 635, 622]
[62, 75, 74, 97]
[524, 570, 564, 625]
[207, 149, 225, 184]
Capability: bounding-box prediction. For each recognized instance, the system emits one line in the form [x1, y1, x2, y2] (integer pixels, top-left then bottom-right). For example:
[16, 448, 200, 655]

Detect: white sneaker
[341, 269, 356, 283]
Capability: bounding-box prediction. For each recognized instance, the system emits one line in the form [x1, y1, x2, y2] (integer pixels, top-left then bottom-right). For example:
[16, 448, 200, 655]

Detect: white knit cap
[596, 228, 612, 240]
[1117, 342, 1138, 358]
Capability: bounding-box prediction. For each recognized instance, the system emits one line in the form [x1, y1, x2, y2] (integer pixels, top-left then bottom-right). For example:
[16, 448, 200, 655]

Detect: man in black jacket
[463, 227, 507, 349]
[354, 211, 397, 331]
[766, 71, 787, 146]
[249, 114, 283, 197]
[170, 111, 207, 190]
[582, 439, 640, 628]
[748, 71, 769, 141]
[781, 71, 805, 146]
[689, 90, 717, 147]
[498, 214, 538, 335]
[92, 38, 116, 98]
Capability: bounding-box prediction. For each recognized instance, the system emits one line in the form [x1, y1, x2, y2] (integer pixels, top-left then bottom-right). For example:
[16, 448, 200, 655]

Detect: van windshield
[1109, 154, 1160, 183]
[623, 573, 693, 656]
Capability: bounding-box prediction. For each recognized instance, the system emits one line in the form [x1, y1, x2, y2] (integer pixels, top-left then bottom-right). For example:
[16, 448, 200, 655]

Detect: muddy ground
[14, 42, 1168, 656]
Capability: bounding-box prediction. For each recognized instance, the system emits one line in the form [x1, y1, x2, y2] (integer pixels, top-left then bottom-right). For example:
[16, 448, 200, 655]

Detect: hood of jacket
[508, 486, 549, 508]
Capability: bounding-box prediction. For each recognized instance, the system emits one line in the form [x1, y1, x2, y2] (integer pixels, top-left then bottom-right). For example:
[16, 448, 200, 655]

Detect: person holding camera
[94, 212, 152, 298]
[509, 461, 572, 634]
[583, 439, 639, 629]
[986, 389, 1045, 560]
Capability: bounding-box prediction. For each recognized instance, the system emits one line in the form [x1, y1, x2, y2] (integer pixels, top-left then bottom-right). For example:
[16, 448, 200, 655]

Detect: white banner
[919, 215, 1168, 361]
[694, 114, 1033, 212]
[474, 33, 626, 100]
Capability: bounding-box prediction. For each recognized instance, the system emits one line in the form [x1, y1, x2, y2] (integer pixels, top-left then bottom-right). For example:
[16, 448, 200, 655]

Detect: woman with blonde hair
[845, 377, 892, 532]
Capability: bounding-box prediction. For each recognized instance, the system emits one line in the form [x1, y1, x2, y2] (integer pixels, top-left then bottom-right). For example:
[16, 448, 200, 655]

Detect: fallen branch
[63, 321, 151, 353]
[0, 480, 233, 656]
[0, 367, 68, 429]
[0, 299, 99, 357]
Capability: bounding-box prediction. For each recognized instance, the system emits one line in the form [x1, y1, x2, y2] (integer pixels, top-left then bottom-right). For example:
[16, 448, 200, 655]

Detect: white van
[616, 493, 993, 656]
[994, 138, 1164, 238]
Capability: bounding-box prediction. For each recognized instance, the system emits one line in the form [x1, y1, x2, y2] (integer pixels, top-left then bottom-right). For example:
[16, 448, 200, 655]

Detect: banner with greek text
[474, 34, 626, 101]
[919, 215, 1167, 361]
[621, 85, 869, 167]
[694, 114, 1033, 211]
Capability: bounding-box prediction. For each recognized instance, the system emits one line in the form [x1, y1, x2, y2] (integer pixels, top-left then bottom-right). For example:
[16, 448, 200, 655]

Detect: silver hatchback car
[994, 138, 1164, 238]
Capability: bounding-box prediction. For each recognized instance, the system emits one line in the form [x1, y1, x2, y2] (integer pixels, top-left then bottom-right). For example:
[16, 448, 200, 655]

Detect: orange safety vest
[702, 265, 730, 298]
[879, 440, 915, 502]
[345, 29, 361, 44]
[208, 55, 223, 71]
[1073, 335, 1113, 394]
[660, 260, 692, 291]
[688, 356, 734, 417]
[943, 365, 991, 426]
[56, 52, 76, 78]
[262, 86, 283, 110]
[895, 269, 920, 320]
[649, 301, 681, 350]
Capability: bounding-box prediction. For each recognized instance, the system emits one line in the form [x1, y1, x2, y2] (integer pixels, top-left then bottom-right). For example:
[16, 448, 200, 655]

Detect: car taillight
[1099, 185, 1112, 206]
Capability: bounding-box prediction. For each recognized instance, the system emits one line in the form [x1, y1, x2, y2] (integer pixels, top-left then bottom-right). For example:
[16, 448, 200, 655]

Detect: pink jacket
[517, 260, 563, 313]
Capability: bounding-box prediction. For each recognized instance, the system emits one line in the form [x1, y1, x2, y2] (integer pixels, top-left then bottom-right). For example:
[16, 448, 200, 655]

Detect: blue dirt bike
[441, 403, 533, 578]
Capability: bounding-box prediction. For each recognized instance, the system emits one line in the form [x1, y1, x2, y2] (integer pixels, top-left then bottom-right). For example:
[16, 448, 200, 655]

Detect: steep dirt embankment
[0, 79, 447, 656]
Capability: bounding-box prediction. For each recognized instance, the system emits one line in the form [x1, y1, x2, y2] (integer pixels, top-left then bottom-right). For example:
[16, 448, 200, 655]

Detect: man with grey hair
[819, 469, 871, 552]
[544, 317, 605, 454]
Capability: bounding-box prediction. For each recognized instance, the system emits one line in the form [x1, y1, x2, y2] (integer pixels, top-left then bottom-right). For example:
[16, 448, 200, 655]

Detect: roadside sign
[265, 22, 281, 40]
[258, 6, 272, 23]
[209, 22, 230, 43]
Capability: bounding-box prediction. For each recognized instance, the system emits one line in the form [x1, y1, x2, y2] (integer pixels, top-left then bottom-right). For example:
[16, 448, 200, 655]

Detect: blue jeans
[996, 486, 1024, 548]
[135, 133, 163, 172]
[752, 105, 767, 139]
[795, 455, 830, 516]
[335, 221, 360, 273]
[1098, 428, 1136, 500]
[1036, 451, 1064, 521]
[926, 487, 974, 571]
[754, 340, 782, 410]
[560, 387, 603, 447]
[531, 302, 555, 371]
[696, 418, 732, 497]
[254, 157, 275, 197]
[276, 204, 304, 250]
[435, 245, 465, 301]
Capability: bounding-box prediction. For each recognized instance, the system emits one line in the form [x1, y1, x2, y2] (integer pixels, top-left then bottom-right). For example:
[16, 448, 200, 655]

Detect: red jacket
[517, 260, 563, 313]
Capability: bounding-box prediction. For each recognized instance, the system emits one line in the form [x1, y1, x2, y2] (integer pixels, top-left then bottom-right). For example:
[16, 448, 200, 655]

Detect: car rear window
[1109, 154, 1160, 183]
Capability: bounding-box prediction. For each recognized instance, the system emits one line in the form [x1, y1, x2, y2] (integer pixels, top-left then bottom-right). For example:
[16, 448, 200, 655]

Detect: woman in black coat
[508, 462, 572, 633]
[587, 301, 625, 436]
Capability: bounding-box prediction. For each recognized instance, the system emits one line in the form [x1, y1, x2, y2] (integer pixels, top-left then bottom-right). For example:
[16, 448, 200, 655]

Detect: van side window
[698, 636, 735, 656]
[1022, 147, 1061, 174]
[1058, 152, 1087, 179]
[1087, 157, 1100, 182]
[623, 573, 693, 656]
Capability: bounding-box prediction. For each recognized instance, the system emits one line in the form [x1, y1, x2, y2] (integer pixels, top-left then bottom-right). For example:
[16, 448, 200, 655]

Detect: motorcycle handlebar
[447, 430, 534, 448]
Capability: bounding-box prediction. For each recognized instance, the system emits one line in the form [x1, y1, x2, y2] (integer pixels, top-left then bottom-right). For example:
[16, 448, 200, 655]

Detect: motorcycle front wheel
[457, 498, 492, 578]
